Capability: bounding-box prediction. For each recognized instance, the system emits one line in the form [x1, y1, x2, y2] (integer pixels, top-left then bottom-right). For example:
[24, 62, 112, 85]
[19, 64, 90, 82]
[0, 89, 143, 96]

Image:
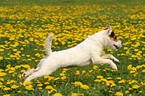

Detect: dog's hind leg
[21, 67, 40, 79]
[23, 69, 53, 85]
[101, 54, 119, 62]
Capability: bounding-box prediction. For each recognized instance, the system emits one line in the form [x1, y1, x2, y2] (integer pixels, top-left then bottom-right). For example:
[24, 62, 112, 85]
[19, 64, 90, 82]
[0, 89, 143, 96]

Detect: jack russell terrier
[21, 25, 122, 84]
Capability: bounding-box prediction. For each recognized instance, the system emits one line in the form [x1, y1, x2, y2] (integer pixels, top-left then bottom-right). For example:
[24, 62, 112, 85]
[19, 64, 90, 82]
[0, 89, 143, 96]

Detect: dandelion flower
[45, 85, 53, 89]
[94, 79, 101, 82]
[37, 83, 43, 86]
[23, 81, 32, 85]
[97, 75, 103, 79]
[3, 87, 11, 91]
[54, 93, 63, 96]
[3, 94, 10, 96]
[81, 85, 89, 90]
[73, 81, 83, 86]
[11, 85, 19, 89]
[115, 92, 123, 96]
[0, 56, 3, 60]
[75, 71, 80, 75]
[61, 76, 66, 80]
[142, 69, 145, 72]
[25, 85, 34, 90]
[72, 93, 78, 96]
[0, 72, 6, 76]
[132, 85, 140, 89]
[82, 70, 86, 73]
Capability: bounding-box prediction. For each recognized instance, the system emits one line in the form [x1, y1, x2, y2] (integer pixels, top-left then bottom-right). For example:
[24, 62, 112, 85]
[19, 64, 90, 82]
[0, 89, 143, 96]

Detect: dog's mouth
[113, 44, 119, 50]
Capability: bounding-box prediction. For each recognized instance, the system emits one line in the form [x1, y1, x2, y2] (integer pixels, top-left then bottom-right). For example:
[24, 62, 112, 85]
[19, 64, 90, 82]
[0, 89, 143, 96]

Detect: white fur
[21, 25, 122, 84]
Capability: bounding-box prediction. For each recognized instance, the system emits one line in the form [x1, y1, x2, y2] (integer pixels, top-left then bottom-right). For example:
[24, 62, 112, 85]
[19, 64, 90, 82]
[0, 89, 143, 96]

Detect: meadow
[0, 0, 145, 96]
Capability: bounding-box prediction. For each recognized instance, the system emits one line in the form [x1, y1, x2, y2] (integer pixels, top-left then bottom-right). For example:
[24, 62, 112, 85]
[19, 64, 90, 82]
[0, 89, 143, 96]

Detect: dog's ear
[107, 25, 112, 35]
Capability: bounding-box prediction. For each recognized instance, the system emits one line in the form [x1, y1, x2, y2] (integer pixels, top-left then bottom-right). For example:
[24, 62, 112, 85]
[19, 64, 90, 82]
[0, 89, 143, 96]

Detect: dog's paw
[21, 72, 26, 79]
[114, 58, 119, 63]
[110, 63, 118, 70]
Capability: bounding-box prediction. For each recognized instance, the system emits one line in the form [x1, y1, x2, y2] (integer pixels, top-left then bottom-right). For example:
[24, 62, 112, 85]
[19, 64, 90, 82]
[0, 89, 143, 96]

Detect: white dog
[21, 25, 122, 83]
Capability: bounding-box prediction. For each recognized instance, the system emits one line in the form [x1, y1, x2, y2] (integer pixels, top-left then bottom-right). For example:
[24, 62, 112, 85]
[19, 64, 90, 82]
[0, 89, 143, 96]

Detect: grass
[0, 0, 145, 96]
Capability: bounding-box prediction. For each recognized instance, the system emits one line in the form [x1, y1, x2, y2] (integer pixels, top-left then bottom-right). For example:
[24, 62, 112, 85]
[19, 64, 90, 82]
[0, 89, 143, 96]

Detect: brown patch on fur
[109, 36, 117, 42]
[109, 32, 117, 42]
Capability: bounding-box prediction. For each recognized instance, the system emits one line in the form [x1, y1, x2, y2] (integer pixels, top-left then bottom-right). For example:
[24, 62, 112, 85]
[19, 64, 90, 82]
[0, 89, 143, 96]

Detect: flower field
[0, 0, 145, 96]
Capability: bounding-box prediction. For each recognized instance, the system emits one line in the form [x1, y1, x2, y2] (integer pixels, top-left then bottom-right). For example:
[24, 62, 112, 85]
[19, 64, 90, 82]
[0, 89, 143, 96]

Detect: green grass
[0, 0, 145, 96]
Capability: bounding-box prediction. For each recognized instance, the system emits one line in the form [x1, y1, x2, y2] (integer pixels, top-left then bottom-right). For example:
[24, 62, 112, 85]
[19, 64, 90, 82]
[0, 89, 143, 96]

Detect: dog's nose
[119, 40, 122, 47]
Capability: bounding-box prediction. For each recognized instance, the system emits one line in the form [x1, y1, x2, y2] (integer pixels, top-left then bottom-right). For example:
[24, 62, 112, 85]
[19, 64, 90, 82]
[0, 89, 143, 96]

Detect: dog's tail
[45, 34, 53, 56]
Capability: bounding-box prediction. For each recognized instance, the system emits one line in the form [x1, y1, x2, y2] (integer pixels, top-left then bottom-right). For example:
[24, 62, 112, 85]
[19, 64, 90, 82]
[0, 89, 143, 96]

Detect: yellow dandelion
[38, 87, 42, 90]
[75, 71, 80, 75]
[48, 89, 57, 94]
[54, 93, 62, 96]
[25, 84, 34, 90]
[0, 69, 4, 72]
[44, 82, 50, 84]
[0, 56, 3, 60]
[0, 82, 3, 88]
[15, 65, 21, 69]
[0, 78, 4, 81]
[97, 75, 103, 79]
[82, 70, 86, 73]
[23, 81, 32, 85]
[13, 49, 17, 51]
[29, 37, 34, 41]
[8, 70, 14, 73]
[115, 92, 123, 96]
[0, 72, 6, 76]
[81, 85, 89, 90]
[130, 71, 135, 73]
[107, 77, 112, 80]
[3, 87, 11, 91]
[73, 81, 83, 86]
[132, 85, 140, 89]
[109, 91, 114, 93]
[127, 64, 132, 70]
[45, 85, 53, 89]
[111, 83, 116, 87]
[72, 93, 78, 96]
[61, 76, 66, 80]
[129, 94, 132, 96]
[11, 85, 19, 89]
[94, 79, 101, 82]
[37, 83, 43, 86]
[20, 69, 26, 72]
[60, 73, 65, 76]
[125, 90, 129, 94]
[0, 49, 4, 51]
[142, 69, 145, 72]
[54, 77, 60, 81]
[21, 64, 30, 69]
[3, 94, 10, 96]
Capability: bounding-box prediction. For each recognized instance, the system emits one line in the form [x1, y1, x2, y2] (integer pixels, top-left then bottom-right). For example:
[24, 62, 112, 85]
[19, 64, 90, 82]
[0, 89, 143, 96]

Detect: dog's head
[104, 25, 122, 51]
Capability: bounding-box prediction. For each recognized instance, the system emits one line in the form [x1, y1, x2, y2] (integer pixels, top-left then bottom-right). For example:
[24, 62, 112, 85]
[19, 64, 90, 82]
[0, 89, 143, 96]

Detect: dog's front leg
[101, 54, 119, 62]
[92, 57, 118, 70]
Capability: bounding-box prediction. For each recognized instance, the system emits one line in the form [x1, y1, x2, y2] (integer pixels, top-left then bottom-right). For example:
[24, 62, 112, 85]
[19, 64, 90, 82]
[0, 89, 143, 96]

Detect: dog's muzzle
[113, 40, 122, 51]
[113, 44, 119, 50]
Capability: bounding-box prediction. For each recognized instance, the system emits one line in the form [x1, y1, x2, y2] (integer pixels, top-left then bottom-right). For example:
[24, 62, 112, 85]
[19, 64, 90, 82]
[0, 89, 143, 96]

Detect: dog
[21, 25, 122, 84]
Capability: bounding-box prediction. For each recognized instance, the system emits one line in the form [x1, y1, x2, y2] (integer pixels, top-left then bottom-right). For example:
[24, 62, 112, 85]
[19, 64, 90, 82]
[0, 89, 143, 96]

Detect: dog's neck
[88, 30, 108, 51]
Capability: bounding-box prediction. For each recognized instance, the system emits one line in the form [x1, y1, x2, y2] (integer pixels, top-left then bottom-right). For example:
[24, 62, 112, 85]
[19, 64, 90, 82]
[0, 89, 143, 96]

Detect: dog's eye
[115, 36, 117, 39]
